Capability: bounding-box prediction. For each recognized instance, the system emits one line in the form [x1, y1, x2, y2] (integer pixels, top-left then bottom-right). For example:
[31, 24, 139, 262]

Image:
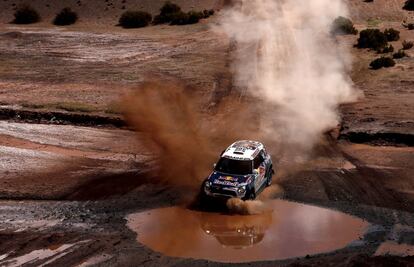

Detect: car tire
[199, 181, 209, 206]
[266, 177, 272, 187]
[266, 166, 273, 187]
[246, 187, 256, 200]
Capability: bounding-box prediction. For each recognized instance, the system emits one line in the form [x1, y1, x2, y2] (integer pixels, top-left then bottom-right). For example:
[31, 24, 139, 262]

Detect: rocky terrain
[0, 0, 413, 266]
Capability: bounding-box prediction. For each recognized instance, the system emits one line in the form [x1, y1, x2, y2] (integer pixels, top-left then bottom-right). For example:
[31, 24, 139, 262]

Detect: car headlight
[205, 181, 212, 189]
[237, 186, 246, 194]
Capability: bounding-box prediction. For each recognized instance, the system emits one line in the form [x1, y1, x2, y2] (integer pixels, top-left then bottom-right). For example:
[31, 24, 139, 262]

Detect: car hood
[207, 171, 253, 187]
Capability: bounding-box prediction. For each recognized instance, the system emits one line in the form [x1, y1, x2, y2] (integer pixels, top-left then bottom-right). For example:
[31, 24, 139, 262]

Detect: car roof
[221, 140, 264, 160]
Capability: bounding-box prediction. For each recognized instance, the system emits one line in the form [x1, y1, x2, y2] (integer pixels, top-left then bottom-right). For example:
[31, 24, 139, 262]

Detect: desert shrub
[403, 0, 414, 11]
[377, 44, 394, 53]
[152, 15, 163, 24]
[393, 50, 407, 59]
[169, 11, 203, 25]
[12, 5, 40, 24]
[203, 10, 209, 18]
[119, 11, 152, 28]
[369, 57, 396, 69]
[357, 29, 388, 50]
[402, 40, 414, 50]
[169, 11, 189, 25]
[153, 1, 210, 25]
[384, 28, 400, 41]
[332, 16, 358, 35]
[153, 1, 182, 24]
[203, 9, 215, 18]
[53, 8, 78, 26]
[160, 1, 181, 15]
[187, 11, 204, 24]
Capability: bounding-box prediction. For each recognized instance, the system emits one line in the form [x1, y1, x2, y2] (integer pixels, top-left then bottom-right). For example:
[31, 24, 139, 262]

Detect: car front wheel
[244, 187, 256, 200]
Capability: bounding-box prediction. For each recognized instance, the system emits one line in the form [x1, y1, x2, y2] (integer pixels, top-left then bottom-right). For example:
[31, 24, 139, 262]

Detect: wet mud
[0, 1, 413, 265]
[0, 127, 413, 266]
[127, 199, 369, 262]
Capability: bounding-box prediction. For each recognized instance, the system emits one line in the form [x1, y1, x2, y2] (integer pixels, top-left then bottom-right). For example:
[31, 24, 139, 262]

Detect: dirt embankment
[0, 0, 222, 24]
[0, 107, 126, 127]
[336, 1, 414, 146]
[347, 0, 412, 23]
[0, 1, 413, 146]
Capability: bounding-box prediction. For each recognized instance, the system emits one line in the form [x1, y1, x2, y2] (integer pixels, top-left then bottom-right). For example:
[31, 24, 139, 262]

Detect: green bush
[357, 29, 388, 50]
[332, 16, 358, 35]
[160, 1, 181, 15]
[377, 44, 394, 53]
[369, 57, 396, 70]
[403, 0, 414, 10]
[402, 40, 414, 50]
[384, 28, 400, 41]
[152, 15, 164, 25]
[153, 1, 211, 25]
[153, 1, 182, 24]
[202, 9, 215, 18]
[170, 11, 203, 25]
[187, 11, 204, 24]
[393, 50, 407, 59]
[12, 5, 40, 24]
[169, 11, 189, 25]
[53, 8, 78, 26]
[119, 11, 152, 28]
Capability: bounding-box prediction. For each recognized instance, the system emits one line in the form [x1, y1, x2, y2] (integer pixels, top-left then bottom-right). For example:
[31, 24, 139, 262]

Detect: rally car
[202, 140, 274, 200]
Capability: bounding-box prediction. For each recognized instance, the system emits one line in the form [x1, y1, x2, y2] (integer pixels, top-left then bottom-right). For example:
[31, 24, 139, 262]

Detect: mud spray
[123, 80, 259, 188]
[124, 0, 359, 214]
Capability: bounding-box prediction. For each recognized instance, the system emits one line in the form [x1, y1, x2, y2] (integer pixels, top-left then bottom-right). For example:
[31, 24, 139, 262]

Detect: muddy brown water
[127, 199, 369, 263]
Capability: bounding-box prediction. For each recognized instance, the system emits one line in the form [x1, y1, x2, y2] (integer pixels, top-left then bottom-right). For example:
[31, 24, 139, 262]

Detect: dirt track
[0, 0, 414, 266]
[0, 120, 413, 266]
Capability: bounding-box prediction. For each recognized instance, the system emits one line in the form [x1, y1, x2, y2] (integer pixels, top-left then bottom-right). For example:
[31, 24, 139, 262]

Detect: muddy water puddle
[127, 199, 369, 262]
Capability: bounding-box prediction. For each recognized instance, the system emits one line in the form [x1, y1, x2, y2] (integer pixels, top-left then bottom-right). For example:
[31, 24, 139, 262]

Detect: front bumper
[204, 184, 246, 198]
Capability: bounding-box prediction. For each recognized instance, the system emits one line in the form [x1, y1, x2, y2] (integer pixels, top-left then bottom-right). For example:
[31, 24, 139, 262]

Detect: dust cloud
[216, 0, 360, 151]
[122, 80, 280, 213]
[122, 79, 259, 188]
[122, 80, 213, 188]
[122, 0, 359, 207]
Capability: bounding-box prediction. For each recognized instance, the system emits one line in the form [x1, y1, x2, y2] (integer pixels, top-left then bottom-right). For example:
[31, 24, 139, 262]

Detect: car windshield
[215, 157, 252, 175]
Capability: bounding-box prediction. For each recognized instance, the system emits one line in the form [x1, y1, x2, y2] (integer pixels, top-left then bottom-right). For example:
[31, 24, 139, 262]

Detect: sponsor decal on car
[213, 179, 238, 187]
[221, 176, 237, 182]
